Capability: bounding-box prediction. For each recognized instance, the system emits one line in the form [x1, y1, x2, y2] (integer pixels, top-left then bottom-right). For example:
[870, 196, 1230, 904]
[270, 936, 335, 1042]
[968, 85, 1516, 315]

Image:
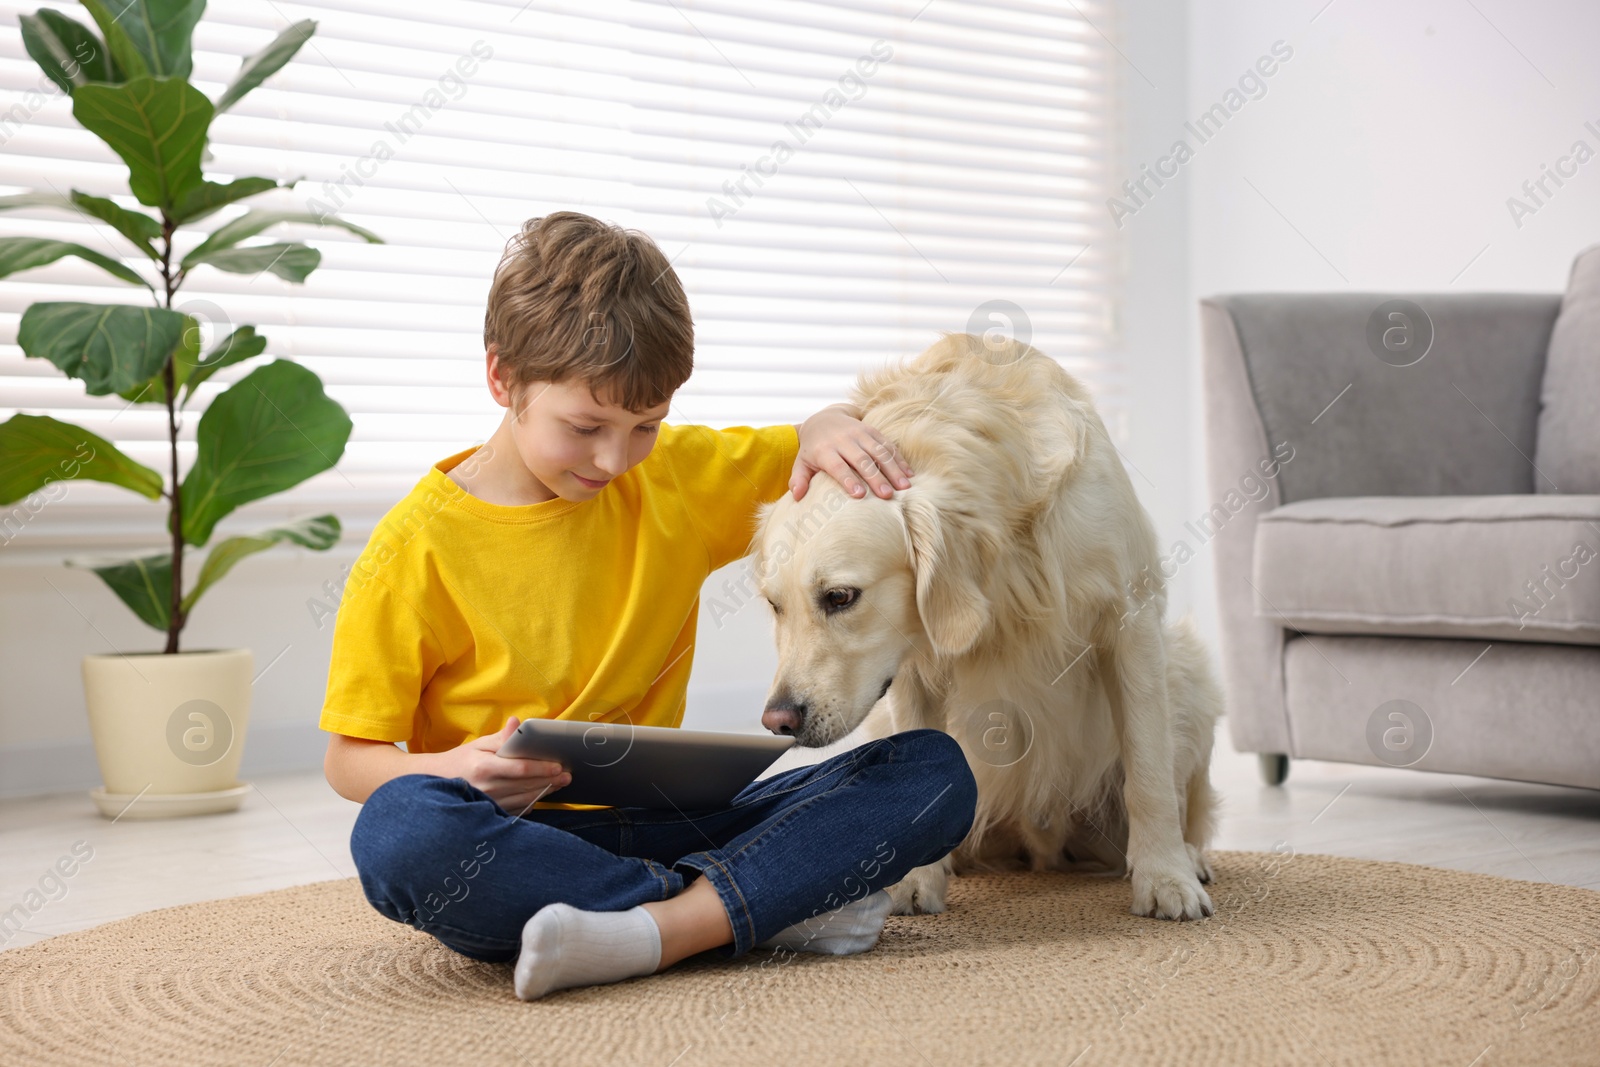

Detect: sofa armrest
[1200, 292, 1559, 757]
[1200, 300, 1293, 754]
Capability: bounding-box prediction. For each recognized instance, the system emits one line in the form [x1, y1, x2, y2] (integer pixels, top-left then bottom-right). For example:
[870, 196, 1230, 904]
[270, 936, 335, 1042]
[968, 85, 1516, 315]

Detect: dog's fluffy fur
[749, 333, 1223, 920]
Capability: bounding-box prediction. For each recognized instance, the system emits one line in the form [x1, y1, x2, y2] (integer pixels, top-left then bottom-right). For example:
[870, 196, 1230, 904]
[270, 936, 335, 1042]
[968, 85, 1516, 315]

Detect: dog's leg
[1183, 769, 1218, 884]
[886, 855, 953, 915]
[884, 660, 960, 915]
[1100, 623, 1214, 921]
[1062, 791, 1129, 877]
[1165, 614, 1224, 886]
[886, 657, 949, 734]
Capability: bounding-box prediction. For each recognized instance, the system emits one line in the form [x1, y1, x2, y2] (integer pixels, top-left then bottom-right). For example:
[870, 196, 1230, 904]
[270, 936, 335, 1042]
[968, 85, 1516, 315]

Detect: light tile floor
[2, 743, 1596, 953]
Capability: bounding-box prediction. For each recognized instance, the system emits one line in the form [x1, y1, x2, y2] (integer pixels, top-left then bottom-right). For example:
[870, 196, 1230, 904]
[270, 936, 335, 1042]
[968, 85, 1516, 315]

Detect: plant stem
[159, 218, 186, 654]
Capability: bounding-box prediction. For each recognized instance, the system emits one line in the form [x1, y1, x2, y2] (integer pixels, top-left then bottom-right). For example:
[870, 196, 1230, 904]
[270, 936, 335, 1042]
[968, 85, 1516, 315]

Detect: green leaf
[67, 552, 172, 631]
[0, 414, 163, 506]
[19, 302, 193, 396]
[180, 360, 352, 545]
[181, 325, 269, 405]
[184, 242, 320, 283]
[0, 236, 150, 288]
[0, 191, 77, 212]
[214, 19, 316, 114]
[182, 514, 340, 613]
[69, 190, 162, 260]
[169, 177, 286, 224]
[183, 210, 381, 267]
[79, 0, 203, 79]
[123, 322, 263, 406]
[72, 77, 212, 210]
[112, 314, 204, 406]
[113, 377, 167, 405]
[19, 10, 117, 93]
[0, 191, 161, 260]
[76, 0, 148, 79]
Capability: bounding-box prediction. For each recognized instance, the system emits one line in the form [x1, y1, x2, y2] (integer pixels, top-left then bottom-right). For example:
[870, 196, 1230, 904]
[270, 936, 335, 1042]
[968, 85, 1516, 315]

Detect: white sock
[757, 890, 894, 956]
[513, 903, 662, 1001]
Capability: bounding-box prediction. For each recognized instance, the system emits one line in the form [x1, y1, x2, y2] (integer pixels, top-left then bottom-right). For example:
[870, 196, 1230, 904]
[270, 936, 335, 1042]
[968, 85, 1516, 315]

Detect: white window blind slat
[0, 0, 1120, 555]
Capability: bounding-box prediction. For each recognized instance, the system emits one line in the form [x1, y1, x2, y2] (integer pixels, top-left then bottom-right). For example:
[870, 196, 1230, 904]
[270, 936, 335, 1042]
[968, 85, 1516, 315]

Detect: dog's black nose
[762, 701, 807, 735]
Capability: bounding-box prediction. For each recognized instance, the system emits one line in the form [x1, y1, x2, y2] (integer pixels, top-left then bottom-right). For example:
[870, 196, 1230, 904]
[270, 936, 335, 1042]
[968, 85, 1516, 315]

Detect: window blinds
[0, 0, 1118, 554]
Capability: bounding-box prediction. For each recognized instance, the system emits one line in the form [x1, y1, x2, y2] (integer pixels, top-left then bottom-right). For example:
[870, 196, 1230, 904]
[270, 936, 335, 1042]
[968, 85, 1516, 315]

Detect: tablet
[496, 717, 796, 809]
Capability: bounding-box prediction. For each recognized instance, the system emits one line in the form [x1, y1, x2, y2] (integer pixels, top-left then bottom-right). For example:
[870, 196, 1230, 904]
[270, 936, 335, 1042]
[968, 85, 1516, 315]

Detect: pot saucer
[89, 782, 252, 820]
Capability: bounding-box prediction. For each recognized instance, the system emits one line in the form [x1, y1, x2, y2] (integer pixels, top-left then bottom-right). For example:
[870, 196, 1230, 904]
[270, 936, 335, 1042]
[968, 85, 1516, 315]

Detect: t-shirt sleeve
[318, 566, 445, 744]
[664, 422, 801, 572]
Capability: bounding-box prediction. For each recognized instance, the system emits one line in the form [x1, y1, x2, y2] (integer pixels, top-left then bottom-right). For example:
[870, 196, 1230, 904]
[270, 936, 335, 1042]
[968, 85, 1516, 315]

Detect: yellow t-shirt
[318, 421, 799, 758]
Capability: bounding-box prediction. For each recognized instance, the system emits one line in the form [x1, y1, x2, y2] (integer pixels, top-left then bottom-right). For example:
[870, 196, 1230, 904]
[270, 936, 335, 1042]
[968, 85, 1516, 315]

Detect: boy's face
[488, 347, 671, 500]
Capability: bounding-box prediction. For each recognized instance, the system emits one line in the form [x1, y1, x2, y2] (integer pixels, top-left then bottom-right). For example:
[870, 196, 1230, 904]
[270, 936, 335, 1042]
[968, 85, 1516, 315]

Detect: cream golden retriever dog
[750, 333, 1221, 921]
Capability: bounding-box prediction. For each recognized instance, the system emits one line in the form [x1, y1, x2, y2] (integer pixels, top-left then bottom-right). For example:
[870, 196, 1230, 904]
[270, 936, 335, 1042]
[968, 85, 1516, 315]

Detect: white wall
[1105, 0, 1203, 645]
[1189, 0, 1600, 297]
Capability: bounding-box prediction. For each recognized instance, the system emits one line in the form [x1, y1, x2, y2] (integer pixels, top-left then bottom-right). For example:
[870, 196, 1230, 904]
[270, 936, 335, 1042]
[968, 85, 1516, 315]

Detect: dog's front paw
[1186, 843, 1214, 885]
[887, 863, 949, 915]
[1131, 864, 1213, 921]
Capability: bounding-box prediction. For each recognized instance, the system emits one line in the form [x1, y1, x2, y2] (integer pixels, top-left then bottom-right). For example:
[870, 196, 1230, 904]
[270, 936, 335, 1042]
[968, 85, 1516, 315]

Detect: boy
[321, 211, 977, 1001]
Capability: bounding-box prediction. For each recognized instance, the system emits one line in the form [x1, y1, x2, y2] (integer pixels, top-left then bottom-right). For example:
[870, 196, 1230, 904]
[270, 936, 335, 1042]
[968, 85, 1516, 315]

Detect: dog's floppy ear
[901, 492, 991, 656]
[748, 500, 777, 567]
[743, 498, 786, 581]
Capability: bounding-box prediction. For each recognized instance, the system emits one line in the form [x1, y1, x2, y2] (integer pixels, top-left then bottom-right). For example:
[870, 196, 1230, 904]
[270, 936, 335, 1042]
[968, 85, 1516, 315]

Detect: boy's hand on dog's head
[791, 403, 913, 502]
[439, 716, 571, 812]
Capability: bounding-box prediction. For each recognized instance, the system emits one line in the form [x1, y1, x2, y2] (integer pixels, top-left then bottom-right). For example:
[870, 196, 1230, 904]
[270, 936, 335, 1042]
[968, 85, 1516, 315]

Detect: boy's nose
[592, 446, 628, 478]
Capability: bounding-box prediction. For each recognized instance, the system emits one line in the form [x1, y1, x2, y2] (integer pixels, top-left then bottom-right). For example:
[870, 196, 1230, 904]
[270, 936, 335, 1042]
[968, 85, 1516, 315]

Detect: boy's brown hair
[483, 211, 694, 412]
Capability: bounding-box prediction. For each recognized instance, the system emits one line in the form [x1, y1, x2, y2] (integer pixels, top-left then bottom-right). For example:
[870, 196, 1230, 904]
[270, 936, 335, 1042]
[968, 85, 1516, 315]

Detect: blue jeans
[350, 729, 977, 961]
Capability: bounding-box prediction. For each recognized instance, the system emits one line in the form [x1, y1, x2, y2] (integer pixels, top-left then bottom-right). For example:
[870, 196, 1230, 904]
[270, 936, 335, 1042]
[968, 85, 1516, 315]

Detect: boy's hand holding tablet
[429, 716, 570, 813]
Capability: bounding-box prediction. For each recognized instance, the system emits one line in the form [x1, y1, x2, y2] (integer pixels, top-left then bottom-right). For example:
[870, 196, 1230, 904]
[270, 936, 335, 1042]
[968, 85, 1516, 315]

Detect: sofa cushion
[1535, 244, 1600, 494]
[1252, 495, 1600, 645]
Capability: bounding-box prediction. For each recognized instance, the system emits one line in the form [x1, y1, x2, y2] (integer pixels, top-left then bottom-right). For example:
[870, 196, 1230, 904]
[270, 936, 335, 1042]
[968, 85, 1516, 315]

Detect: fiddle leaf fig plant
[0, 3, 379, 653]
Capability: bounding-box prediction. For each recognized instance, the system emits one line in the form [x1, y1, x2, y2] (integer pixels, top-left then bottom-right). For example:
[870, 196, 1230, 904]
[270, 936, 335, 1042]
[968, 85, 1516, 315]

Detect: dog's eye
[765, 597, 781, 616]
[822, 587, 860, 613]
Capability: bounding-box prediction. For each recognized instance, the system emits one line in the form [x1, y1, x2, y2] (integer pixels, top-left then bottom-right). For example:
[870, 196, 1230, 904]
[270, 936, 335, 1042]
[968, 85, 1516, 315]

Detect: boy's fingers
[516, 776, 570, 807]
[826, 455, 866, 497]
[489, 774, 569, 811]
[494, 756, 565, 778]
[789, 459, 812, 501]
[849, 444, 895, 498]
[865, 433, 912, 490]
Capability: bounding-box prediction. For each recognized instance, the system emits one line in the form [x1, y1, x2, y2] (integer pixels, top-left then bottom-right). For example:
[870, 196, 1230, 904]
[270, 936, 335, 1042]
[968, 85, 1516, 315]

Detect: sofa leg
[1258, 753, 1290, 786]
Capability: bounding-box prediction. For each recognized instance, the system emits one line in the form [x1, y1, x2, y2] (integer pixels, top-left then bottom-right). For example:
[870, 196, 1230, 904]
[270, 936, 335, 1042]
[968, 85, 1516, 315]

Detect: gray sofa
[1201, 250, 1600, 790]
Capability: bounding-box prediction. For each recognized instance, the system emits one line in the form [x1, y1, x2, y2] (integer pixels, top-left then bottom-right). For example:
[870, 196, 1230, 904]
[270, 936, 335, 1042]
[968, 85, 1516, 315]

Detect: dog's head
[749, 469, 993, 747]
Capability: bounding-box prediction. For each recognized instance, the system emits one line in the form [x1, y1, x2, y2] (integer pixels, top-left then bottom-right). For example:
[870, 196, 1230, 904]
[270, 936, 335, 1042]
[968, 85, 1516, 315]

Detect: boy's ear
[485, 344, 513, 408]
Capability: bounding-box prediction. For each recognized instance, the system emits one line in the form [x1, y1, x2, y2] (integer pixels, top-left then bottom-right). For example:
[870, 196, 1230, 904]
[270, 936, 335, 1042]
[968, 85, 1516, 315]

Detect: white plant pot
[81, 648, 253, 819]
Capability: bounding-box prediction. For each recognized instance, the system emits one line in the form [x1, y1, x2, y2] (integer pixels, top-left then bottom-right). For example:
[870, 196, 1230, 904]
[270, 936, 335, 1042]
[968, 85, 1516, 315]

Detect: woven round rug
[2, 851, 1596, 1066]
